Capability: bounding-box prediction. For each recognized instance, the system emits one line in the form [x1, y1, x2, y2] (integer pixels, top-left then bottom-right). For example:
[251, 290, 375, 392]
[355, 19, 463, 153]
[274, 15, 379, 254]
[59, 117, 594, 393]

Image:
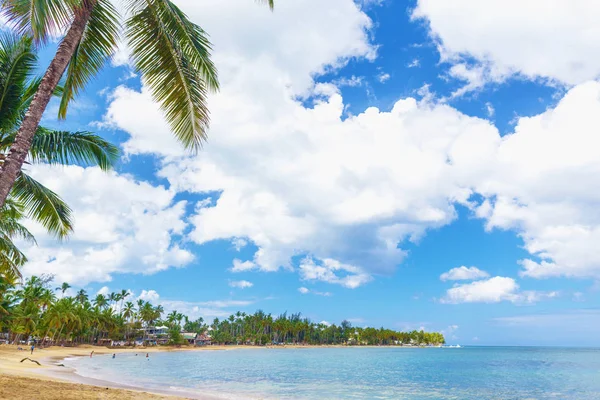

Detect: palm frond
[58, 0, 120, 119]
[11, 172, 73, 239]
[0, 198, 36, 243]
[125, 0, 218, 152]
[0, 32, 37, 131]
[0, 234, 26, 278]
[0, 0, 79, 43]
[0, 200, 32, 278]
[256, 0, 275, 10]
[29, 127, 119, 170]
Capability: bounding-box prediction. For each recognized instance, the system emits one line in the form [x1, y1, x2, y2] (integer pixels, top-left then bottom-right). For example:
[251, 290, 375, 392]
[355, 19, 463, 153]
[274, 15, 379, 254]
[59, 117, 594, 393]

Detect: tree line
[0, 274, 445, 347]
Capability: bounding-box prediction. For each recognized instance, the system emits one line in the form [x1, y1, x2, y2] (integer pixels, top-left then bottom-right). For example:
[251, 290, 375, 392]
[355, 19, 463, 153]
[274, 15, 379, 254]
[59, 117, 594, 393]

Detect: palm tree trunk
[0, 0, 97, 207]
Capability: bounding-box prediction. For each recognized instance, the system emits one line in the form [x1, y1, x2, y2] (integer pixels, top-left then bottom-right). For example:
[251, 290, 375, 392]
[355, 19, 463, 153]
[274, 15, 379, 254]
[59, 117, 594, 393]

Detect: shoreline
[1, 343, 440, 399]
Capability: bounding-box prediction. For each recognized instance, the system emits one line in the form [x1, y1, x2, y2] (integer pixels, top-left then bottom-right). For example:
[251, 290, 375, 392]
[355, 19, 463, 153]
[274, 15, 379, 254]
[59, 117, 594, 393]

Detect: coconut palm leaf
[0, 198, 36, 243]
[28, 127, 119, 170]
[0, 32, 36, 131]
[125, 0, 217, 152]
[257, 0, 274, 10]
[58, 0, 120, 118]
[0, 0, 80, 43]
[0, 199, 33, 278]
[11, 172, 73, 239]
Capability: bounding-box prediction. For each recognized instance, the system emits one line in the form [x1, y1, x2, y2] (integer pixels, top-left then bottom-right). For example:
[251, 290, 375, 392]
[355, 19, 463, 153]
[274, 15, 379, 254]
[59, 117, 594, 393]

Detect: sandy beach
[0, 344, 234, 399]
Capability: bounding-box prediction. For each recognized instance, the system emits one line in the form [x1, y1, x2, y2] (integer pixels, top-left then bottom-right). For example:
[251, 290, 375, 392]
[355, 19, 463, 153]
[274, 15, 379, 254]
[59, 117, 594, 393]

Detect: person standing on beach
[30, 344, 34, 354]
[90, 351, 94, 358]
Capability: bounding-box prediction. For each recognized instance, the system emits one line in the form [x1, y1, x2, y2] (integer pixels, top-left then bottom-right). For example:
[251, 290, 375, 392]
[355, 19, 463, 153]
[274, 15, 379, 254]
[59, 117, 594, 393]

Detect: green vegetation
[0, 274, 445, 347]
[208, 311, 446, 346]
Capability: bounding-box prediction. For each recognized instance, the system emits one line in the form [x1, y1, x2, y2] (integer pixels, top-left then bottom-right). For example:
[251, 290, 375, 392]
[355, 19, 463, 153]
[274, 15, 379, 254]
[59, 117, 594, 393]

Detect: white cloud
[377, 72, 391, 83]
[441, 276, 557, 304]
[231, 259, 257, 273]
[407, 59, 420, 68]
[485, 102, 495, 118]
[297, 286, 332, 296]
[333, 75, 364, 87]
[19, 165, 193, 286]
[299, 257, 372, 289]
[412, 0, 600, 88]
[440, 266, 489, 281]
[138, 289, 160, 304]
[97, 286, 111, 296]
[229, 280, 254, 289]
[473, 82, 600, 279]
[231, 238, 248, 252]
[106, 0, 503, 283]
[98, 0, 600, 288]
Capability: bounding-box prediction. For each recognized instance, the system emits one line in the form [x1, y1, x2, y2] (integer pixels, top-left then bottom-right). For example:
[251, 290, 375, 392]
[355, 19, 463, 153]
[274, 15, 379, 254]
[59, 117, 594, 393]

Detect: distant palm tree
[93, 293, 108, 310]
[108, 292, 117, 309]
[118, 289, 129, 312]
[0, 0, 275, 207]
[75, 289, 87, 304]
[122, 302, 135, 321]
[55, 282, 71, 296]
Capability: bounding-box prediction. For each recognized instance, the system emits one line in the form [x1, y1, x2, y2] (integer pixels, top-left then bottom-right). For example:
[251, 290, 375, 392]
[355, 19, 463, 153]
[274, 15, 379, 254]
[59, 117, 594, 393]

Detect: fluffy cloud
[229, 280, 254, 289]
[412, 0, 600, 89]
[150, 94, 500, 280]
[474, 82, 600, 279]
[105, 0, 502, 282]
[231, 259, 257, 273]
[297, 287, 332, 296]
[299, 257, 372, 289]
[138, 289, 160, 304]
[97, 0, 600, 288]
[440, 266, 489, 281]
[19, 165, 193, 285]
[441, 277, 558, 304]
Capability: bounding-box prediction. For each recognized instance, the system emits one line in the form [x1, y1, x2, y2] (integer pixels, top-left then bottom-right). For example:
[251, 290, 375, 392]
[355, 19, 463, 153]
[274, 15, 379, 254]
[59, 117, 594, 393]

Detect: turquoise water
[67, 347, 600, 399]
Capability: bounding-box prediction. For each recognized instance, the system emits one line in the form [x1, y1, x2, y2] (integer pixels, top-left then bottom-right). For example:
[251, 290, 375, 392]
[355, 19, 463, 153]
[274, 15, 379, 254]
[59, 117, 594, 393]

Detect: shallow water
[67, 347, 600, 399]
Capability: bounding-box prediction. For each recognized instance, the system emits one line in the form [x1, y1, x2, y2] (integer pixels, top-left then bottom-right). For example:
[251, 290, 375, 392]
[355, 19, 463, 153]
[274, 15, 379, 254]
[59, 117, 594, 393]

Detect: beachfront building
[138, 325, 169, 344]
[181, 332, 197, 345]
[195, 333, 212, 346]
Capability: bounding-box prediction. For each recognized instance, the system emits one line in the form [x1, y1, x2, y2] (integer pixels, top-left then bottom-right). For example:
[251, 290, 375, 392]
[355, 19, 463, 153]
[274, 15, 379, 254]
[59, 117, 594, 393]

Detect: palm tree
[55, 282, 71, 296]
[118, 289, 129, 312]
[108, 292, 117, 309]
[92, 293, 107, 310]
[0, 32, 119, 237]
[0, 0, 275, 208]
[75, 289, 87, 304]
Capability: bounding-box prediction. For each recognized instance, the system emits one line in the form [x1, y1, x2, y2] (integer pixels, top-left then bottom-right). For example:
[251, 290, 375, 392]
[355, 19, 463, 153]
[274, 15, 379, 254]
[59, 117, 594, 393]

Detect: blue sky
[14, 0, 600, 346]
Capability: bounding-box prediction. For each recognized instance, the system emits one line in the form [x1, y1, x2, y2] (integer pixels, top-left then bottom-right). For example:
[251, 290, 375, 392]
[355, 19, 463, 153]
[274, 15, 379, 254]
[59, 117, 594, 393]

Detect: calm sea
[66, 347, 600, 399]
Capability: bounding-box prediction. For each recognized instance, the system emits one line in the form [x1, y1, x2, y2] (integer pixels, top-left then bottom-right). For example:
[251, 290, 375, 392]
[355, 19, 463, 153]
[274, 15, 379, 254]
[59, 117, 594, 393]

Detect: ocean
[65, 346, 600, 399]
